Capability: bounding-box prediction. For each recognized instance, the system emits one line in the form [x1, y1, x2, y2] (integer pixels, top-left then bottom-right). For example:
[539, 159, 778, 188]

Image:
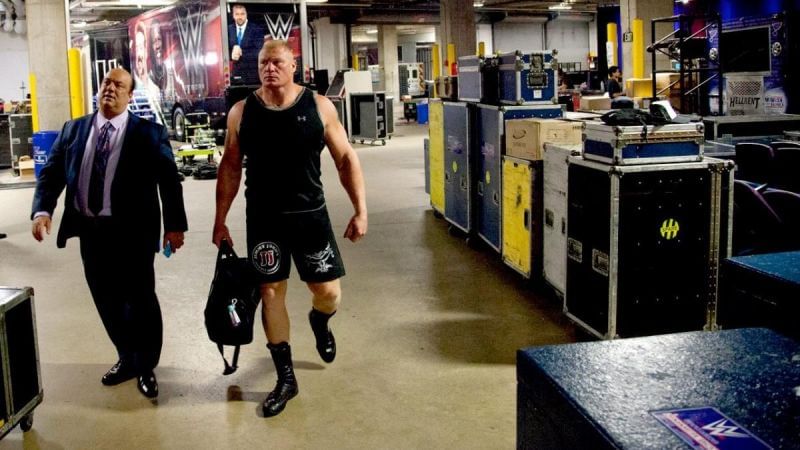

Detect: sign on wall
[725, 76, 765, 115]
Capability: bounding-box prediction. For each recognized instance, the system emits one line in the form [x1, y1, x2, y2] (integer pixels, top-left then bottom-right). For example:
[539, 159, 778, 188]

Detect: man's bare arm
[213, 100, 245, 247]
[316, 94, 367, 242]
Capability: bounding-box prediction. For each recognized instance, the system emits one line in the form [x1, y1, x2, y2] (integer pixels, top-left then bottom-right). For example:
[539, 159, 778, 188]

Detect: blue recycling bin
[33, 131, 59, 179]
[417, 102, 429, 124]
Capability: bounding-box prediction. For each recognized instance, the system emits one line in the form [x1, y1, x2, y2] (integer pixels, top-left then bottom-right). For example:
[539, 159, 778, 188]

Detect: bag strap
[217, 343, 241, 375]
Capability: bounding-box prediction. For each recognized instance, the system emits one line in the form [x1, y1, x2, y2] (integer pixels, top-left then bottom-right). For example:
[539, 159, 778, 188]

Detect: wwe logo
[264, 13, 294, 41]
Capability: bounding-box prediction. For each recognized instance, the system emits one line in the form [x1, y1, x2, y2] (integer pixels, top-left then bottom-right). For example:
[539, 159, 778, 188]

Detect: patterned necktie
[88, 122, 114, 215]
[237, 27, 243, 46]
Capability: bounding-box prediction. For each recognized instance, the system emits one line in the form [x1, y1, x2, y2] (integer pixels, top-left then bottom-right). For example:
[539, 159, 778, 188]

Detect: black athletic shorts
[246, 205, 346, 283]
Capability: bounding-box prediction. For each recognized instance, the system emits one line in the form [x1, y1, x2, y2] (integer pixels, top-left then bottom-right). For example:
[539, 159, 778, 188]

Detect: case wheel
[381, 139, 386, 145]
[20, 413, 33, 432]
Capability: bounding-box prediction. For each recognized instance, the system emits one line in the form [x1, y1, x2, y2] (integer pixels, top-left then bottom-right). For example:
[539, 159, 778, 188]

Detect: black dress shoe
[137, 372, 158, 399]
[101, 361, 136, 386]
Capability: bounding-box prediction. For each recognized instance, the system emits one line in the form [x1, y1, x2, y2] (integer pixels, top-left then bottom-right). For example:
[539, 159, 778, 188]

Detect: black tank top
[239, 87, 326, 213]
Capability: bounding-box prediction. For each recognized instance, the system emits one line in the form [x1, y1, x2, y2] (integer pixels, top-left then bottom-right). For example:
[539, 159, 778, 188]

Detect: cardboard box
[18, 155, 35, 180]
[655, 73, 680, 93]
[579, 95, 612, 111]
[625, 77, 654, 98]
[505, 119, 583, 161]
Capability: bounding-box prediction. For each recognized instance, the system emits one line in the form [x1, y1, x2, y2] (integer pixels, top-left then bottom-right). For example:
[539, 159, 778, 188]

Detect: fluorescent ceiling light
[474, 2, 484, 6]
[366, 29, 378, 34]
[549, 3, 573, 10]
[306, 0, 329, 3]
[73, 21, 88, 28]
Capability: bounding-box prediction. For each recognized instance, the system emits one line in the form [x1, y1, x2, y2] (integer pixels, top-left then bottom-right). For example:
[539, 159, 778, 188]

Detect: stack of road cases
[443, 101, 475, 234]
[564, 158, 734, 339]
[498, 50, 558, 105]
[476, 104, 563, 252]
[583, 121, 705, 165]
[0, 287, 43, 438]
[542, 144, 583, 299]
[457, 55, 500, 105]
[428, 100, 445, 216]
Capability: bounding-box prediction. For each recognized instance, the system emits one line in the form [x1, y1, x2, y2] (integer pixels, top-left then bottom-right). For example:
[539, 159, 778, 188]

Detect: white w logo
[264, 13, 294, 41]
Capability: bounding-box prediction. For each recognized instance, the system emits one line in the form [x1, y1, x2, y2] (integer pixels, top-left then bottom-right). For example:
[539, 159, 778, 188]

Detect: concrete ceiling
[66, 0, 609, 35]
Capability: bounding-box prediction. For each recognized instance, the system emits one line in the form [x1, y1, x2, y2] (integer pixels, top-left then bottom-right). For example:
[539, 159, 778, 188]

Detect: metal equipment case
[583, 121, 705, 165]
[542, 144, 582, 298]
[502, 156, 544, 279]
[348, 92, 387, 145]
[476, 104, 563, 252]
[428, 100, 445, 215]
[702, 114, 800, 140]
[517, 329, 800, 449]
[498, 51, 557, 105]
[0, 115, 10, 168]
[443, 101, 475, 233]
[565, 158, 733, 339]
[457, 55, 500, 104]
[0, 287, 42, 438]
[8, 114, 33, 172]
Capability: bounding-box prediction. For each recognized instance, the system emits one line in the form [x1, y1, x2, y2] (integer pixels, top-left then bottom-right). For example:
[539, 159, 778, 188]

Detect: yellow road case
[428, 100, 445, 214]
[502, 156, 544, 278]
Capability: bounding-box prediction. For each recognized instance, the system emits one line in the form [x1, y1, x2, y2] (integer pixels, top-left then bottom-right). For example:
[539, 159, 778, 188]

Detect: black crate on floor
[517, 328, 800, 449]
[565, 158, 733, 338]
[0, 287, 43, 438]
[719, 251, 800, 340]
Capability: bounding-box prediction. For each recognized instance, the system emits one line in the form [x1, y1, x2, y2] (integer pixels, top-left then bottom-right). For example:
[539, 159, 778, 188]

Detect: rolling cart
[349, 92, 387, 146]
[0, 287, 43, 439]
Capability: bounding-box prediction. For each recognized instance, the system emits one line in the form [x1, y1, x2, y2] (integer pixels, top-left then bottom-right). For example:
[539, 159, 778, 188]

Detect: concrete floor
[0, 121, 577, 448]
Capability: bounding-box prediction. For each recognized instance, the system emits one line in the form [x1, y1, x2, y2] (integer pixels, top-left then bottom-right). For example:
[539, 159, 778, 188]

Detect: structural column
[438, 0, 476, 74]
[620, 0, 674, 80]
[377, 25, 398, 100]
[25, 0, 71, 130]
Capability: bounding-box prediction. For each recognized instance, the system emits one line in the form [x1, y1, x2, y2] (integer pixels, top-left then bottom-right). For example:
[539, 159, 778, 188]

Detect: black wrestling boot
[309, 308, 336, 363]
[262, 342, 299, 417]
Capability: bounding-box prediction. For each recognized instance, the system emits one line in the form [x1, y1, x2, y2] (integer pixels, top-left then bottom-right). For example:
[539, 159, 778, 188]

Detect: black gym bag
[205, 240, 260, 375]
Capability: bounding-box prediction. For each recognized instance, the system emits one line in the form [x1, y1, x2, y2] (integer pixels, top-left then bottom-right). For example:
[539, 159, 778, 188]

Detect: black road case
[517, 328, 800, 449]
[565, 158, 733, 338]
[0, 287, 43, 439]
[8, 115, 33, 173]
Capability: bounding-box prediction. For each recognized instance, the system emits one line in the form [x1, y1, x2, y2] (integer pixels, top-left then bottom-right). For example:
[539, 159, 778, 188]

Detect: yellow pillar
[477, 41, 485, 57]
[68, 49, 85, 119]
[352, 54, 359, 71]
[447, 43, 456, 75]
[606, 22, 618, 67]
[29, 74, 39, 133]
[632, 19, 644, 79]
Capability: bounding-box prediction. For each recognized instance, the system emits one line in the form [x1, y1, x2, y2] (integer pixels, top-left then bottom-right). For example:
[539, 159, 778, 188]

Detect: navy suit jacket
[31, 113, 188, 252]
[228, 21, 265, 83]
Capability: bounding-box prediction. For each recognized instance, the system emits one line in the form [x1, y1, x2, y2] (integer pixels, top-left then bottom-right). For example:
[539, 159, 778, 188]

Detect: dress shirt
[76, 110, 130, 217]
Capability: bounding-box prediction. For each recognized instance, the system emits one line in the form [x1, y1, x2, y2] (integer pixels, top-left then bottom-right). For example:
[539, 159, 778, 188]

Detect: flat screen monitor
[719, 26, 771, 74]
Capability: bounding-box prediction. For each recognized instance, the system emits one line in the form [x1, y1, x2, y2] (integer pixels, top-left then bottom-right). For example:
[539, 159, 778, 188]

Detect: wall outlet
[623, 31, 634, 43]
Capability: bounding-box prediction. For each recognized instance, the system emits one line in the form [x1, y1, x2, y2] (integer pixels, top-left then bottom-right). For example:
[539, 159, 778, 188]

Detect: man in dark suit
[228, 3, 265, 84]
[31, 68, 187, 399]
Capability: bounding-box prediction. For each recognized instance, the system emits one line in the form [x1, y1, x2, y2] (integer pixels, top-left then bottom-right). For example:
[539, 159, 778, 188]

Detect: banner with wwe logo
[226, 2, 303, 85]
[725, 76, 764, 116]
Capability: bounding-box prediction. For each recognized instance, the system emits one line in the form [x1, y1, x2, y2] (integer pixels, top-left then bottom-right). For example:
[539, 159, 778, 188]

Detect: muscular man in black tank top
[213, 40, 367, 418]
